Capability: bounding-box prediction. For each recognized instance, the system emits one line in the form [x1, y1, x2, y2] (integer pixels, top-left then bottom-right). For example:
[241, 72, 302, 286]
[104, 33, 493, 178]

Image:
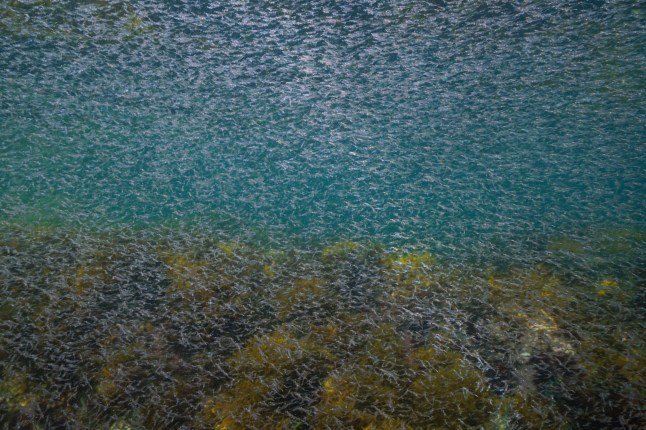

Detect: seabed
[1, 225, 644, 429]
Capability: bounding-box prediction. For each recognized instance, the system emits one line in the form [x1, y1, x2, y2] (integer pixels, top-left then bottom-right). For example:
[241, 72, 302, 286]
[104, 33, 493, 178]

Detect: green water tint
[1, 226, 644, 429]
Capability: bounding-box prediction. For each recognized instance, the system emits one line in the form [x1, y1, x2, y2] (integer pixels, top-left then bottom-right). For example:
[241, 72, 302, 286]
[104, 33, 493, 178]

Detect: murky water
[1, 1, 645, 428]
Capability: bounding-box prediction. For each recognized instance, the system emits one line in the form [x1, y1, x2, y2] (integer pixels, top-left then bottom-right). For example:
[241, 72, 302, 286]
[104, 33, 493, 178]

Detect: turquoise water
[1, 1, 645, 428]
[2, 1, 644, 258]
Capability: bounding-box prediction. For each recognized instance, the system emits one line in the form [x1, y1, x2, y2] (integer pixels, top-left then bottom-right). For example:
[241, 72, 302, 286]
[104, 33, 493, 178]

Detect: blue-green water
[2, 0, 644, 259]
[1, 1, 645, 428]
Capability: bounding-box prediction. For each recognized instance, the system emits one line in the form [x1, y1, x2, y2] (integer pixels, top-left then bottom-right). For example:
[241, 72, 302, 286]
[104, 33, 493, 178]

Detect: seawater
[1, 1, 644, 429]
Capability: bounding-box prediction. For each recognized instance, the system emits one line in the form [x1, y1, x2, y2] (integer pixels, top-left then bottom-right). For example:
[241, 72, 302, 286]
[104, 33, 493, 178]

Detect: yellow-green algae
[274, 278, 330, 321]
[200, 327, 336, 429]
[1, 230, 644, 429]
[0, 373, 37, 412]
[313, 367, 404, 428]
[70, 251, 117, 296]
[161, 252, 218, 302]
